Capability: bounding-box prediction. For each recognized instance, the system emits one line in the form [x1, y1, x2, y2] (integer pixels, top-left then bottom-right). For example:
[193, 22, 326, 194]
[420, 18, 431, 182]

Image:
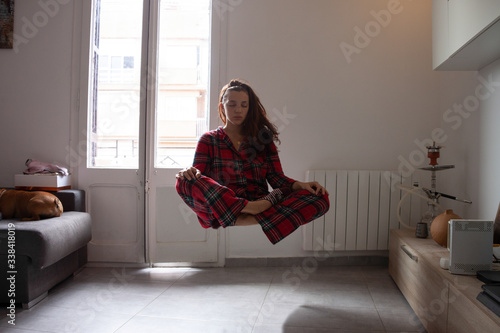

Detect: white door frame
[145, 0, 227, 266]
[74, 0, 228, 265]
[74, 0, 149, 264]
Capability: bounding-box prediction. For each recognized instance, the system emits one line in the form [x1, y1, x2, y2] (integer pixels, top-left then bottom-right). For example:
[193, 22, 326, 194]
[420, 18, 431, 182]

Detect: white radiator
[303, 170, 423, 251]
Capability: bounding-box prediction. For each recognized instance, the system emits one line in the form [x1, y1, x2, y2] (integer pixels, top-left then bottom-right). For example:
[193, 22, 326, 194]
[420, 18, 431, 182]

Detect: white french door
[77, 0, 221, 265]
[145, 0, 219, 265]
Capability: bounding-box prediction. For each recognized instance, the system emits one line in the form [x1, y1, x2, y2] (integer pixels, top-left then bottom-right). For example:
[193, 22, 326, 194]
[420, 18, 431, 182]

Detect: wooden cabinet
[389, 229, 500, 333]
[447, 284, 500, 333]
[433, 0, 500, 70]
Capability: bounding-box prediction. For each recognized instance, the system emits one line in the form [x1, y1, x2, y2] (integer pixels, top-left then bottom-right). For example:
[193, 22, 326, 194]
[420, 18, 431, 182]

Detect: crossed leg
[176, 176, 329, 244]
[176, 175, 272, 228]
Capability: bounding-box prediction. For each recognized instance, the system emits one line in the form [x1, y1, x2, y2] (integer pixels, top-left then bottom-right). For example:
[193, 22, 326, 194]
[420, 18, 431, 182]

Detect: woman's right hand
[176, 167, 201, 181]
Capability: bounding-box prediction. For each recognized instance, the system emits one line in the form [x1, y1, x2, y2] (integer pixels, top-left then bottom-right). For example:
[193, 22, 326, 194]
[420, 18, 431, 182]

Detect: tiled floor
[0, 265, 426, 332]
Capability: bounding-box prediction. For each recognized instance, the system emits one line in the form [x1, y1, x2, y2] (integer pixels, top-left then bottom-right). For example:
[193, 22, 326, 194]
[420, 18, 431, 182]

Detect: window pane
[155, 0, 210, 168]
[89, 0, 143, 168]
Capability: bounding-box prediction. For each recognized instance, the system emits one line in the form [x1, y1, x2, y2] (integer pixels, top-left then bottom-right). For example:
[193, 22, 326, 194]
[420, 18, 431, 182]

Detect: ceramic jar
[430, 209, 461, 247]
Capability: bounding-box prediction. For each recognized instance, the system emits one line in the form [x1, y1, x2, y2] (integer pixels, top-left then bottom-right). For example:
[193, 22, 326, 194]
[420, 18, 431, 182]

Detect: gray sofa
[0, 190, 91, 308]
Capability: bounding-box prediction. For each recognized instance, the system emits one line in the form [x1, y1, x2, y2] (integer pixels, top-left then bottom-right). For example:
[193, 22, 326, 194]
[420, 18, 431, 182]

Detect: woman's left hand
[292, 181, 329, 196]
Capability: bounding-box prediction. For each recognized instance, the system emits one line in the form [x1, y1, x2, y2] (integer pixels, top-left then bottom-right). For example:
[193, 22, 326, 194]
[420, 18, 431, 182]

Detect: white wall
[476, 59, 500, 220]
[225, 0, 440, 174]
[223, 0, 475, 257]
[0, 0, 485, 260]
[0, 0, 76, 184]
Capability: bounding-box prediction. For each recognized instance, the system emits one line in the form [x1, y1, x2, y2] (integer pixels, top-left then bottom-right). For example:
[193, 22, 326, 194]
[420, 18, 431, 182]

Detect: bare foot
[241, 200, 272, 215]
[234, 214, 259, 226]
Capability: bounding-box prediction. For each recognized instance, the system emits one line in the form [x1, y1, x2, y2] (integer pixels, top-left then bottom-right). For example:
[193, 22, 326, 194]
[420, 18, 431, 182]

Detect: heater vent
[453, 263, 491, 273]
[303, 170, 423, 251]
[452, 220, 493, 233]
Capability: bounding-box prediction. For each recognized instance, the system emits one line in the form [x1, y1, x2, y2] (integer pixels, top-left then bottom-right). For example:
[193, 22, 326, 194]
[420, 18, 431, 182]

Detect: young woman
[175, 79, 330, 244]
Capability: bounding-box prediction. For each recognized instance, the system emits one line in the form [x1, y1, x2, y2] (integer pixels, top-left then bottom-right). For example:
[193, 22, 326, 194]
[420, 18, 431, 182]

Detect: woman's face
[221, 90, 249, 127]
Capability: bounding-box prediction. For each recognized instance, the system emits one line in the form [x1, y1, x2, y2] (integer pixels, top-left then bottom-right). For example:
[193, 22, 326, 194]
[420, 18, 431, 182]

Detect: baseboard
[22, 291, 48, 309]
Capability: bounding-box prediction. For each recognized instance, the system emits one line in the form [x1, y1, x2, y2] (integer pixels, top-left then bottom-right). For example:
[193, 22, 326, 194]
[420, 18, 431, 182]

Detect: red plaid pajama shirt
[176, 127, 330, 244]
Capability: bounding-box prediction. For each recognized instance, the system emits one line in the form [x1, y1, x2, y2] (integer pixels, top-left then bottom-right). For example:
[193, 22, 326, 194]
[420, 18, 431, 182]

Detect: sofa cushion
[0, 211, 91, 268]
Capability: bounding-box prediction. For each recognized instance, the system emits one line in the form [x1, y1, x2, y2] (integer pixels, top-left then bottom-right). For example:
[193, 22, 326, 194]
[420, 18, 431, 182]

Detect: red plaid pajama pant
[176, 176, 330, 244]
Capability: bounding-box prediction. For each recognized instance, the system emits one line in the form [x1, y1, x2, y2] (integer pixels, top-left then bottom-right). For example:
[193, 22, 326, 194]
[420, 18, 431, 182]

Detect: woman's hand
[292, 181, 329, 196]
[176, 167, 201, 181]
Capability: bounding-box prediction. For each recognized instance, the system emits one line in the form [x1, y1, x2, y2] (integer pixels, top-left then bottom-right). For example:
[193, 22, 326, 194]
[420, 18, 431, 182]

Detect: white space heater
[448, 219, 494, 275]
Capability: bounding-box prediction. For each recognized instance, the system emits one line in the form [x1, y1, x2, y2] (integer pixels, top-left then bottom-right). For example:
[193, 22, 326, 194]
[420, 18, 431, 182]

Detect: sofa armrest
[49, 190, 86, 212]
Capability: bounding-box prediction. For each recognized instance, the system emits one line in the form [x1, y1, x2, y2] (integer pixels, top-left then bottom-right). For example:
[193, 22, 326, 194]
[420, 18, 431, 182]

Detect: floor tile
[369, 287, 411, 309]
[179, 267, 277, 285]
[265, 286, 376, 309]
[0, 305, 132, 333]
[0, 328, 45, 333]
[116, 315, 254, 333]
[160, 281, 270, 302]
[377, 305, 427, 332]
[41, 287, 159, 316]
[38, 274, 171, 316]
[0, 264, 426, 332]
[137, 295, 262, 326]
[256, 303, 385, 331]
[253, 325, 387, 333]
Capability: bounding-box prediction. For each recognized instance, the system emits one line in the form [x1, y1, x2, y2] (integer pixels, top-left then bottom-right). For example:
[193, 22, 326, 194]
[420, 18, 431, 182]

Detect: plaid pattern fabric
[176, 127, 330, 243]
[193, 127, 296, 200]
[255, 190, 330, 244]
[176, 176, 247, 228]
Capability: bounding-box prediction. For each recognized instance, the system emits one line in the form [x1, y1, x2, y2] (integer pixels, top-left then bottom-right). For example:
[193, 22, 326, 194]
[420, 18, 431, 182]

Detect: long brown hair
[218, 79, 280, 151]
